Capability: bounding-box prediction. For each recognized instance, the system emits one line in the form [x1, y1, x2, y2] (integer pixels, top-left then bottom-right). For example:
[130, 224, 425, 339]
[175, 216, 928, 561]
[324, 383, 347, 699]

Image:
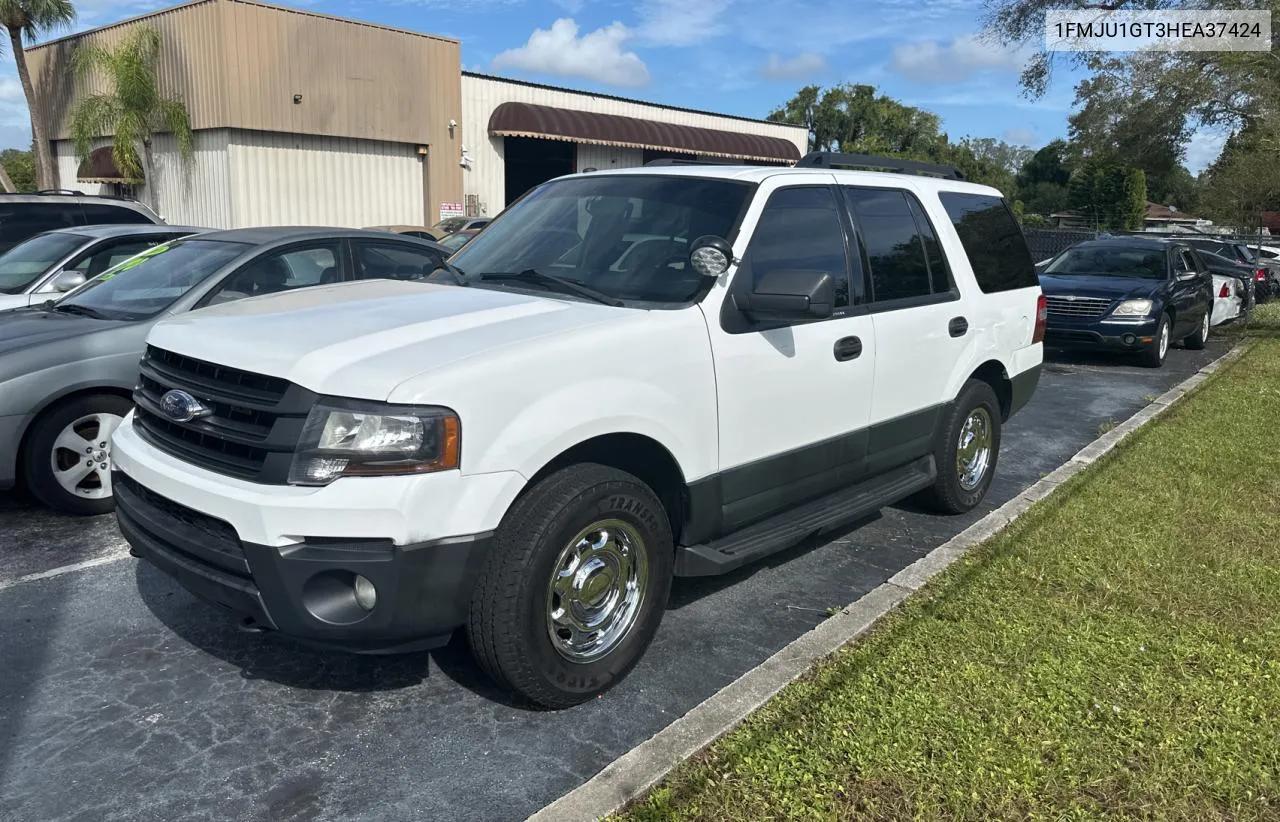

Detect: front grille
[1045, 295, 1113, 319]
[133, 346, 317, 484]
[114, 471, 250, 578]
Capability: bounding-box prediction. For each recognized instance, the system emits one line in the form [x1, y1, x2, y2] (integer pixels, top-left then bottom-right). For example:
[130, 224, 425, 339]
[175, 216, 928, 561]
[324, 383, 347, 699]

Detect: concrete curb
[527, 344, 1247, 822]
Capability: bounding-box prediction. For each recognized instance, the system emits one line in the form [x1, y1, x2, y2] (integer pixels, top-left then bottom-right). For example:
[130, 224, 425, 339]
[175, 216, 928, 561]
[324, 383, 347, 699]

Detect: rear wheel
[1140, 313, 1171, 368]
[919, 379, 1002, 514]
[467, 463, 674, 709]
[1184, 309, 1209, 350]
[22, 394, 131, 516]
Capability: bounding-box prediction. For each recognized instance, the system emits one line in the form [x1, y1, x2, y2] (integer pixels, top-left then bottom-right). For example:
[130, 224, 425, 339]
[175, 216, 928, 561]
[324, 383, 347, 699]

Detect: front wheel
[467, 463, 674, 709]
[1140, 313, 1171, 368]
[919, 379, 1002, 515]
[1184, 309, 1209, 350]
[22, 394, 132, 516]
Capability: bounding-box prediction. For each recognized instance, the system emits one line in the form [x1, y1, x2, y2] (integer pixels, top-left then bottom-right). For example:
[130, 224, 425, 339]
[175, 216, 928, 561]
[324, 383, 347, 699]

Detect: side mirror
[1175, 269, 1198, 282]
[50, 270, 87, 293]
[739, 269, 834, 322]
[689, 235, 735, 278]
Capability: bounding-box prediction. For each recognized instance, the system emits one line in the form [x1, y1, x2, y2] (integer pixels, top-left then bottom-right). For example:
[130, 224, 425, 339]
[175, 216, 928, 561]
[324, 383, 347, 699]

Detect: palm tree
[1, 0, 75, 190]
[69, 24, 192, 212]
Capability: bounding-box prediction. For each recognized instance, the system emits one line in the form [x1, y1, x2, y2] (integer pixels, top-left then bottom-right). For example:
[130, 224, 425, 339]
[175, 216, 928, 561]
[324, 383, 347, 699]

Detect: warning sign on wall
[439, 202, 464, 220]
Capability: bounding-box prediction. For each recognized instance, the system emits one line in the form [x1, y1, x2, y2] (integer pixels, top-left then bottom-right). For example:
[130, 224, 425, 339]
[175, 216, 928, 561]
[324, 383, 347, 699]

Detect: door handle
[948, 316, 968, 338]
[833, 336, 862, 362]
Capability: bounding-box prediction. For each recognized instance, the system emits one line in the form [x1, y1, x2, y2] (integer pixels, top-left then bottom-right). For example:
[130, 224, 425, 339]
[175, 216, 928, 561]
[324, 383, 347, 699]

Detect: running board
[674, 456, 937, 577]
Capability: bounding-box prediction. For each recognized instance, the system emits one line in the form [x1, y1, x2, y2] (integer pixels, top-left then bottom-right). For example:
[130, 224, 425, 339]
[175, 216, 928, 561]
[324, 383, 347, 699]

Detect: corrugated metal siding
[575, 144, 643, 173]
[227, 129, 423, 228]
[53, 130, 233, 227]
[461, 74, 808, 212]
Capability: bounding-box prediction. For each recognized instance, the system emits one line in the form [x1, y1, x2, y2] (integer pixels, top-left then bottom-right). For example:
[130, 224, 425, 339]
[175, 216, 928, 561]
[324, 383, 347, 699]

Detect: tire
[1184, 309, 1209, 350]
[1139, 313, 1171, 368]
[22, 394, 132, 516]
[918, 379, 1002, 515]
[467, 463, 675, 709]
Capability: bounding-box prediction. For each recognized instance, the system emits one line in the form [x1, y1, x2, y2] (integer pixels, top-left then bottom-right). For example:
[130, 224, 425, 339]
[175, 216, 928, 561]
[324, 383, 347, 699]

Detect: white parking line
[0, 545, 131, 593]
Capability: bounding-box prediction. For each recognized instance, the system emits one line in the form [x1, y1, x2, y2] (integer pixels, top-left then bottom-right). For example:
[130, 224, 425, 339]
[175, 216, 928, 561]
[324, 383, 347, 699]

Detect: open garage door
[504, 137, 575, 205]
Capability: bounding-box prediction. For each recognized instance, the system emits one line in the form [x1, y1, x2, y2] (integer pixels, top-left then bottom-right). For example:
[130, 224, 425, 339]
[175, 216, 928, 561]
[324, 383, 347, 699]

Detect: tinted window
[354, 242, 442, 281]
[937, 193, 1037, 294]
[907, 194, 951, 293]
[450, 174, 752, 305]
[0, 231, 88, 293]
[845, 187, 932, 302]
[80, 203, 154, 225]
[743, 186, 850, 308]
[205, 243, 341, 305]
[0, 203, 85, 252]
[57, 239, 248, 319]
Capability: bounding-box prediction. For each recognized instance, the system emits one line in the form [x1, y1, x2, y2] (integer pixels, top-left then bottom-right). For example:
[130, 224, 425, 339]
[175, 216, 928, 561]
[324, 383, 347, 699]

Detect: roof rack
[643, 157, 741, 167]
[795, 152, 965, 180]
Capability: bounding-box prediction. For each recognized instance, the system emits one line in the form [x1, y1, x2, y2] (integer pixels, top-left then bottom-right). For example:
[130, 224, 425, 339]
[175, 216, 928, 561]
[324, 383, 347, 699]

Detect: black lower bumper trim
[1009, 363, 1042, 417]
[114, 470, 493, 654]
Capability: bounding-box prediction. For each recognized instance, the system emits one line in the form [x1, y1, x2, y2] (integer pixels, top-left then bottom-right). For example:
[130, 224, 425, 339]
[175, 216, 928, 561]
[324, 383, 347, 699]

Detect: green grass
[616, 329, 1280, 821]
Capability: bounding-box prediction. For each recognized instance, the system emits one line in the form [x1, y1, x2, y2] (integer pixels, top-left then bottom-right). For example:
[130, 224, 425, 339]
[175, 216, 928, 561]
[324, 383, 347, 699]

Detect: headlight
[1111, 299, 1153, 317]
[288, 398, 460, 486]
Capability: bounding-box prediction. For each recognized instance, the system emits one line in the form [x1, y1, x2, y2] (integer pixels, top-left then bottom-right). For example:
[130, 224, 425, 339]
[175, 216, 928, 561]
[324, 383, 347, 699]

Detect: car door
[844, 184, 967, 475]
[705, 180, 877, 532]
[1169, 246, 1206, 337]
[349, 239, 446, 282]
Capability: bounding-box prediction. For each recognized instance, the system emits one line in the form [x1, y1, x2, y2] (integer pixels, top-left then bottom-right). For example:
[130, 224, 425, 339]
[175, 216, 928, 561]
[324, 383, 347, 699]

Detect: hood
[0, 293, 29, 313]
[147, 279, 627, 400]
[1038, 274, 1163, 301]
[0, 306, 134, 357]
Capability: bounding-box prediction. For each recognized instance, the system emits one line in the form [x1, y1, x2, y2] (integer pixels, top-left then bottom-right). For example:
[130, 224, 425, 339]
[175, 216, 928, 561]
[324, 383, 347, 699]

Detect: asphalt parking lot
[0, 341, 1229, 822]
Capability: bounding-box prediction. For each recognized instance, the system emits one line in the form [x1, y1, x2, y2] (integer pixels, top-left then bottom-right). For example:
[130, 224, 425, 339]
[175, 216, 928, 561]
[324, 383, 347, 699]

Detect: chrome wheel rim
[50, 412, 123, 500]
[546, 519, 649, 663]
[956, 407, 993, 492]
[1159, 322, 1169, 359]
[1202, 311, 1209, 340]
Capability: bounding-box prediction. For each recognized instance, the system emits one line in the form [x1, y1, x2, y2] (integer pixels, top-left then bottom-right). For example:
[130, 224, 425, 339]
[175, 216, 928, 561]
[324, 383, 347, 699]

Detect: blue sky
[0, 0, 1227, 171]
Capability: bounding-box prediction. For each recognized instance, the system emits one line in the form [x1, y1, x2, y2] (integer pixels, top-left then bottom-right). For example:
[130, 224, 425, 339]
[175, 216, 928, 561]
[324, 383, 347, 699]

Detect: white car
[110, 153, 1045, 708]
[1210, 273, 1244, 326]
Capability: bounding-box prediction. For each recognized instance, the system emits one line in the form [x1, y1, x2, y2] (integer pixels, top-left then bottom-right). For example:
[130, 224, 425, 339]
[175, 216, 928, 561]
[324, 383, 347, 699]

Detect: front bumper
[0, 414, 23, 490]
[1044, 317, 1159, 351]
[110, 413, 524, 652]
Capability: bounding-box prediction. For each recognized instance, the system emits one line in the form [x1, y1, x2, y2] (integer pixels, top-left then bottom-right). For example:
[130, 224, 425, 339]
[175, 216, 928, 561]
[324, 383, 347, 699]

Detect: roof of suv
[581, 164, 1005, 196]
[0, 191, 159, 214]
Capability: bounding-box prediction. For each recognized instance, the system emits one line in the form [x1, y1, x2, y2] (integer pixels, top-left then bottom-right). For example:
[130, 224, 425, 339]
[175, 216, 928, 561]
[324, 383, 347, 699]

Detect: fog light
[354, 575, 377, 611]
[1122, 334, 1136, 345]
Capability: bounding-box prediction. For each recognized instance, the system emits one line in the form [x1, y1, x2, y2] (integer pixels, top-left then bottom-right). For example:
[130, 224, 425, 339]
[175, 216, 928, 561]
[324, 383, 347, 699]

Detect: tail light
[1220, 283, 1231, 298]
[1256, 268, 1267, 282]
[1032, 293, 1047, 344]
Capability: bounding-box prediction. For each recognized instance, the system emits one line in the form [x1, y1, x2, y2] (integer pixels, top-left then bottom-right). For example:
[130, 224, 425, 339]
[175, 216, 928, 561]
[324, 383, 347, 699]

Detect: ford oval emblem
[159, 389, 212, 423]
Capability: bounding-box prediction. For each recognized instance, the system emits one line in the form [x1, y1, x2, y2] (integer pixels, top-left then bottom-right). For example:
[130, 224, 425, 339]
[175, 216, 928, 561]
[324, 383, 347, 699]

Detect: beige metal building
[27, 0, 462, 228]
[27, 0, 809, 229]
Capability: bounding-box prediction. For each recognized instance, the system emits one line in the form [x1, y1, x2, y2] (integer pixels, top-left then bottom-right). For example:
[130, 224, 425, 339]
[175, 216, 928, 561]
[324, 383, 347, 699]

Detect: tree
[69, 25, 193, 212]
[0, 144, 35, 191]
[1199, 124, 1280, 229]
[0, 0, 76, 190]
[957, 137, 1034, 176]
[1068, 158, 1148, 231]
[1014, 139, 1072, 216]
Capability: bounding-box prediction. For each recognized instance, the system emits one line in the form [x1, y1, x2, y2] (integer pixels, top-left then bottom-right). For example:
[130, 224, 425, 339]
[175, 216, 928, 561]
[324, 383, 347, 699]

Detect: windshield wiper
[428, 258, 471, 287]
[47, 303, 108, 319]
[479, 269, 624, 307]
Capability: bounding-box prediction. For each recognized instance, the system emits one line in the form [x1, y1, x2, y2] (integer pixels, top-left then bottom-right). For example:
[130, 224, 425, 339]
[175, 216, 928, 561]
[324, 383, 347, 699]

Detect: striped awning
[488, 102, 800, 164]
[76, 146, 142, 184]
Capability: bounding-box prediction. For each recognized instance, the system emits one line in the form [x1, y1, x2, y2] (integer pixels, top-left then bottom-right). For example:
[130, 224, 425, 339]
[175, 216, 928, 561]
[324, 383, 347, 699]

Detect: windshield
[433, 217, 468, 234]
[439, 231, 474, 253]
[0, 232, 88, 294]
[448, 174, 753, 306]
[56, 239, 249, 320]
[1044, 246, 1167, 280]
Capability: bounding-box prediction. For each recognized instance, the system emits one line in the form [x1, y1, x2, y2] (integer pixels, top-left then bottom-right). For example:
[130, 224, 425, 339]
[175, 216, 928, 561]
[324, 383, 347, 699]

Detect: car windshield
[0, 232, 88, 294]
[1043, 246, 1167, 280]
[447, 174, 753, 306]
[439, 232, 474, 253]
[55, 238, 249, 320]
[433, 217, 468, 234]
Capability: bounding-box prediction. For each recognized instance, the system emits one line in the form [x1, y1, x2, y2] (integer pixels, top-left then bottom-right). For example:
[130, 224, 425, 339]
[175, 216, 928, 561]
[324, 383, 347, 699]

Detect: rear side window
[81, 203, 155, 225]
[844, 187, 939, 303]
[938, 193, 1037, 294]
[0, 203, 85, 252]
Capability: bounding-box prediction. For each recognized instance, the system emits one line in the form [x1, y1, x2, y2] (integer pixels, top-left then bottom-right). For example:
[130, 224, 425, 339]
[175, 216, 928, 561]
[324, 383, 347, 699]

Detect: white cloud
[0, 78, 24, 104]
[758, 52, 826, 81]
[1186, 129, 1228, 175]
[634, 0, 732, 46]
[890, 34, 1025, 84]
[1002, 127, 1038, 146]
[492, 18, 651, 87]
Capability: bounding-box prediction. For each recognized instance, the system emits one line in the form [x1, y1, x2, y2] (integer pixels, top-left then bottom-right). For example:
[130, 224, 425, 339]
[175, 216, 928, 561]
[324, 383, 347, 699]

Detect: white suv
[110, 153, 1046, 708]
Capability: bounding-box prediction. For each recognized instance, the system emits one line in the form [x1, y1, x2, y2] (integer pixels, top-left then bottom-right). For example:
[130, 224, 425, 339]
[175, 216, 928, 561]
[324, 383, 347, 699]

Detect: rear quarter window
[937, 192, 1037, 294]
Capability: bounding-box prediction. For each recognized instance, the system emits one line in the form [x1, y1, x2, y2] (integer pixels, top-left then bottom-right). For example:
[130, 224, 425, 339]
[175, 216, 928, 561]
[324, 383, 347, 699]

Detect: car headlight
[288, 398, 460, 486]
[1111, 299, 1153, 317]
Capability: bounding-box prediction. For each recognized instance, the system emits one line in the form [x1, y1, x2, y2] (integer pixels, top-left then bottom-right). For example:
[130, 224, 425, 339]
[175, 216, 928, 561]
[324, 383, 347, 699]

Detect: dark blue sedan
[1038, 237, 1214, 368]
